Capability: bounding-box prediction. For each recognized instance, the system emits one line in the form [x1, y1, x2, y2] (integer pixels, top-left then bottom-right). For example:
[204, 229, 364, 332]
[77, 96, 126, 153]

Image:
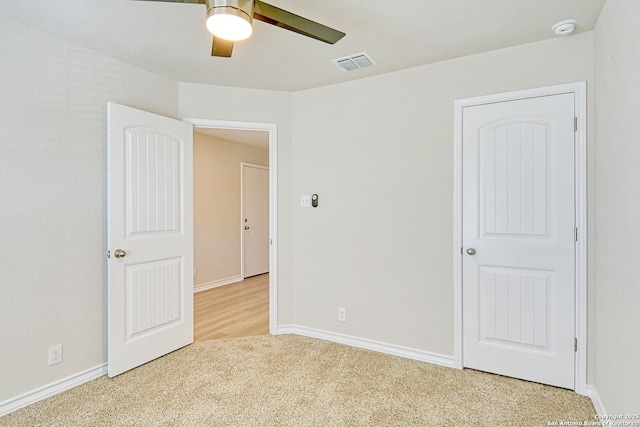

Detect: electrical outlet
[337, 307, 346, 322]
[48, 344, 63, 366]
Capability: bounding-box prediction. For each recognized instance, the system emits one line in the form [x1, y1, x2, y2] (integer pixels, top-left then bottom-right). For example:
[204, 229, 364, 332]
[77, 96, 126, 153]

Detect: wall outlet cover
[48, 344, 63, 366]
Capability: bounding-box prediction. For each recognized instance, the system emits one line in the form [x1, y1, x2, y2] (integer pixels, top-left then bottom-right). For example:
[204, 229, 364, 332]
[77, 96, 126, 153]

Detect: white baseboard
[0, 363, 107, 417]
[586, 384, 607, 416]
[280, 326, 607, 415]
[194, 275, 243, 293]
[277, 324, 455, 369]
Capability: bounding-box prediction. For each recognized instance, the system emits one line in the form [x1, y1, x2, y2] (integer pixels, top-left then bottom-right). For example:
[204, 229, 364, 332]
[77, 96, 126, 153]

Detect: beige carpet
[1, 335, 595, 426]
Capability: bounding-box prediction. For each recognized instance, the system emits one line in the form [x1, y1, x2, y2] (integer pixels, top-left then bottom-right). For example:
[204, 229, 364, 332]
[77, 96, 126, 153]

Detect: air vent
[332, 52, 377, 72]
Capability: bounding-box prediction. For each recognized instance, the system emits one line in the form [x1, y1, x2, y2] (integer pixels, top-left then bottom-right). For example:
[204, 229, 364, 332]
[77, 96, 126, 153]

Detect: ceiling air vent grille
[332, 52, 377, 72]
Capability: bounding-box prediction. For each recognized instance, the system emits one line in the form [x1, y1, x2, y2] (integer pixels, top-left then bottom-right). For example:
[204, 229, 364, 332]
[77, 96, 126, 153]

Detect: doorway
[185, 118, 278, 336]
[453, 82, 588, 393]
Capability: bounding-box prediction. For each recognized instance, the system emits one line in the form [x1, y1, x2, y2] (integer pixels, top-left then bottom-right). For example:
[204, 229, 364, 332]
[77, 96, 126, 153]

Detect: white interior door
[462, 94, 575, 389]
[107, 102, 193, 377]
[242, 163, 269, 278]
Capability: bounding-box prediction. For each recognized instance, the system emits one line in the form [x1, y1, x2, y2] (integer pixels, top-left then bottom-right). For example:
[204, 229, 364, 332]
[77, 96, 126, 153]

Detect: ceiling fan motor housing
[206, 0, 254, 25]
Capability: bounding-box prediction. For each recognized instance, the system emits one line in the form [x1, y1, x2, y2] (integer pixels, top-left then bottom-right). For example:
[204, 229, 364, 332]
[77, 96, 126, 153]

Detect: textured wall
[0, 15, 178, 402]
[291, 34, 594, 360]
[594, 0, 640, 413]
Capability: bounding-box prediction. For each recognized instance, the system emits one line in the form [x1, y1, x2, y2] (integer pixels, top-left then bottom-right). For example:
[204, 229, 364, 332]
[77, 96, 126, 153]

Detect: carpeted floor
[1, 335, 596, 426]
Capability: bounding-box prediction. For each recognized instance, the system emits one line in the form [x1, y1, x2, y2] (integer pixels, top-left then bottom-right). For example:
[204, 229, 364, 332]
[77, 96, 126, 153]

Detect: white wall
[0, 16, 178, 402]
[179, 83, 293, 324]
[593, 0, 640, 413]
[193, 133, 269, 286]
[291, 34, 595, 362]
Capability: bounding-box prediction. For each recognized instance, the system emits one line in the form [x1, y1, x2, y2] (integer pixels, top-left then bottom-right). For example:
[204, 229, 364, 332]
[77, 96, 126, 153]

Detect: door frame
[240, 162, 270, 278]
[184, 118, 278, 335]
[452, 82, 587, 394]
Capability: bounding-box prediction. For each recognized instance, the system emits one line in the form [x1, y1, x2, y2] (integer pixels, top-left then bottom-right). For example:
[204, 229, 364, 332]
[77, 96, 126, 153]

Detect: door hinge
[574, 117, 578, 132]
[107, 250, 111, 259]
[574, 338, 578, 352]
[270, 239, 273, 245]
[574, 227, 578, 242]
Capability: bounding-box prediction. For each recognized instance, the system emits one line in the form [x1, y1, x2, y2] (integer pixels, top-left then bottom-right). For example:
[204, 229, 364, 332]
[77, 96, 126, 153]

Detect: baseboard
[194, 275, 243, 293]
[0, 363, 107, 417]
[586, 384, 607, 416]
[277, 324, 455, 369]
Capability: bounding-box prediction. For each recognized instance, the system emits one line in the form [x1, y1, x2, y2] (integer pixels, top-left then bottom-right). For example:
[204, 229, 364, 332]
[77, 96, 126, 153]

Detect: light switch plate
[300, 195, 311, 208]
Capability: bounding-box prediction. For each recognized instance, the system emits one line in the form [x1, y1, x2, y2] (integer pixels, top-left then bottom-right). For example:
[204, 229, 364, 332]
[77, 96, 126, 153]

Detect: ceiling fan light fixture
[143, 0, 345, 58]
[206, 0, 254, 41]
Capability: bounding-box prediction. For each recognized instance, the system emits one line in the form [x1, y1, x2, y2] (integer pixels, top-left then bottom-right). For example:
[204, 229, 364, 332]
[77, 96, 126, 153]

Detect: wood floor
[194, 273, 269, 341]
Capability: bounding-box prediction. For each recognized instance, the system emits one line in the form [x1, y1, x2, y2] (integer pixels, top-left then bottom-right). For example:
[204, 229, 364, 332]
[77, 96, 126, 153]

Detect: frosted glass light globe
[206, 13, 253, 41]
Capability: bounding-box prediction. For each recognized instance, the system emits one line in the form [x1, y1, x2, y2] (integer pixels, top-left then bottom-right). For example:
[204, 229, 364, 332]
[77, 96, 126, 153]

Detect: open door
[107, 103, 194, 377]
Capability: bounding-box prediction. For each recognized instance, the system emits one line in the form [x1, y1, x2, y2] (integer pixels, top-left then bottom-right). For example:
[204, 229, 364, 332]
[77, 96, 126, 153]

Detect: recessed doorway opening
[185, 118, 278, 340]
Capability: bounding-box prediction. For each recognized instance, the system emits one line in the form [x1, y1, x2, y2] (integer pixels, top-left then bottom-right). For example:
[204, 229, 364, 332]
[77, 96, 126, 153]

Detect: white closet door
[462, 93, 576, 389]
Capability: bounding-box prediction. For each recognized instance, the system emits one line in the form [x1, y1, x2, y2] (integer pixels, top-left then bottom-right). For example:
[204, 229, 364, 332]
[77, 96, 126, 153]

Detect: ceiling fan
[136, 0, 346, 57]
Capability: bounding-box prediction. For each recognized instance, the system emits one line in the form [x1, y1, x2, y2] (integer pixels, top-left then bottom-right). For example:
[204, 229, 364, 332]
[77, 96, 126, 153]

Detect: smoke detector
[552, 19, 577, 36]
[332, 52, 377, 72]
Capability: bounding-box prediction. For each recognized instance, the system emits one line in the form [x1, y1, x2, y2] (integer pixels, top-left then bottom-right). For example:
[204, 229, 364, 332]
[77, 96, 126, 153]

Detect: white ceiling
[0, 0, 606, 92]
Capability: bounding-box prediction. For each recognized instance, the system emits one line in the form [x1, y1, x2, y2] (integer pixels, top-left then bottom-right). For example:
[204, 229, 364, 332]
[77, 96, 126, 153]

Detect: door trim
[240, 162, 269, 279]
[184, 118, 278, 336]
[452, 82, 587, 393]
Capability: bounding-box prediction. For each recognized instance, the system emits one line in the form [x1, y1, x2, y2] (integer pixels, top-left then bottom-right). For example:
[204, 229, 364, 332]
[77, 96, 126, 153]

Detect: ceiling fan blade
[212, 36, 234, 57]
[253, 0, 345, 44]
[132, 0, 205, 3]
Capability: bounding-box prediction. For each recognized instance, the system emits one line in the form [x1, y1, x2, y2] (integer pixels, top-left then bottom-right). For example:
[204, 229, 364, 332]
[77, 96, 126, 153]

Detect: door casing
[452, 82, 588, 394]
[184, 118, 278, 335]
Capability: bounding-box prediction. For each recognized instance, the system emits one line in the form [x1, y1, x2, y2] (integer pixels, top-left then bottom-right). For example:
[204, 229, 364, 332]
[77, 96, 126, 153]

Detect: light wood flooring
[194, 273, 269, 341]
